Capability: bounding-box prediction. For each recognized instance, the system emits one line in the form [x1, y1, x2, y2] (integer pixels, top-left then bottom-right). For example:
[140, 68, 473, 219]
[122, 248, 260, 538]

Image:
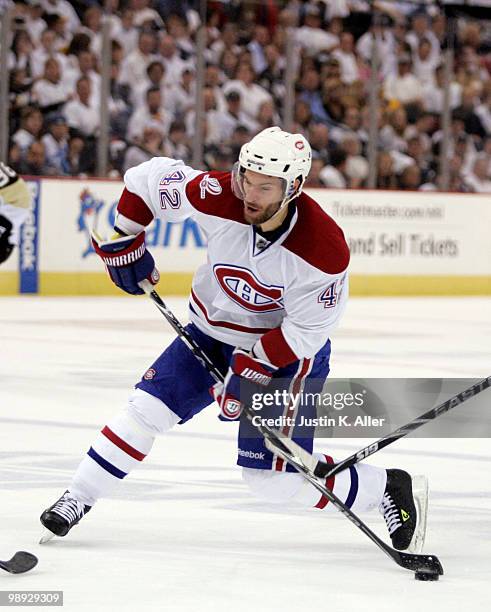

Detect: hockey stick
[0, 551, 38, 574]
[264, 376, 491, 479]
[139, 282, 443, 576]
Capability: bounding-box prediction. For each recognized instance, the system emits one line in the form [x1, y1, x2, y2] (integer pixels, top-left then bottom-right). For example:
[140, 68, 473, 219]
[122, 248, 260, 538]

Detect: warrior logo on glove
[91, 231, 160, 295]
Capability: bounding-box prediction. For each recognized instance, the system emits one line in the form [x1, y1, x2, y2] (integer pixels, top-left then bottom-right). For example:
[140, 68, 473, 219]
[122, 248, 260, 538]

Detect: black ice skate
[379, 469, 428, 553]
[40, 491, 91, 543]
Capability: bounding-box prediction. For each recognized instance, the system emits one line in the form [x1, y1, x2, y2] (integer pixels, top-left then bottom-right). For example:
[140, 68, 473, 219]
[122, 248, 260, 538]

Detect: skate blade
[408, 475, 429, 554]
[39, 529, 56, 544]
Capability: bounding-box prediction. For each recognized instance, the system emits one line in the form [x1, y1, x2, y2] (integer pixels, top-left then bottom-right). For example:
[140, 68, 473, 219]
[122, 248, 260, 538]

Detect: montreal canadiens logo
[213, 264, 284, 313]
[144, 368, 156, 380]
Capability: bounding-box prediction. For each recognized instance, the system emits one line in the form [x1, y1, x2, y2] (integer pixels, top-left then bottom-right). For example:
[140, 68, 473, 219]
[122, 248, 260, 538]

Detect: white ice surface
[0, 296, 490, 612]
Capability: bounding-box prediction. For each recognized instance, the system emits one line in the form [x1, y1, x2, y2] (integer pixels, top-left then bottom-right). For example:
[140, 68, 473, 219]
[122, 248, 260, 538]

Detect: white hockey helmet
[232, 127, 312, 208]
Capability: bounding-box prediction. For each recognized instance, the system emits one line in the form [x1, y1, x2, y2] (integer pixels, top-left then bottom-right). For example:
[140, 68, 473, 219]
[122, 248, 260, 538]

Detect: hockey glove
[0, 214, 14, 264]
[91, 230, 160, 295]
[210, 348, 277, 421]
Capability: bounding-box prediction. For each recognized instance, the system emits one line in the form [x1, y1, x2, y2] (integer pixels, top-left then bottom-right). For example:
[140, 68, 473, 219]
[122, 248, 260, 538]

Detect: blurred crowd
[4, 0, 491, 192]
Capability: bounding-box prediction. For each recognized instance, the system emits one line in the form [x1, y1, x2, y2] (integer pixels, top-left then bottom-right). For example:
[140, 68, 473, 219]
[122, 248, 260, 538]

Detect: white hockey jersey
[116, 157, 350, 368]
[0, 163, 30, 247]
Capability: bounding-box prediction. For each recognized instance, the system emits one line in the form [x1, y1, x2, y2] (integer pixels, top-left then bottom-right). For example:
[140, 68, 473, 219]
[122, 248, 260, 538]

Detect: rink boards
[0, 177, 489, 295]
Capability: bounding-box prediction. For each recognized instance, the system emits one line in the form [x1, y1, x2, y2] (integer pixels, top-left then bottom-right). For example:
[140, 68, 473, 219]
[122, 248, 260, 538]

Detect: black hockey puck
[415, 570, 439, 581]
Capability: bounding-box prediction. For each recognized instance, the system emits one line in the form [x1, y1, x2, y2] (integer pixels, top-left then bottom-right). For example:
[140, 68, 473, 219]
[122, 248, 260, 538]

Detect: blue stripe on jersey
[88, 447, 127, 479]
[345, 466, 359, 508]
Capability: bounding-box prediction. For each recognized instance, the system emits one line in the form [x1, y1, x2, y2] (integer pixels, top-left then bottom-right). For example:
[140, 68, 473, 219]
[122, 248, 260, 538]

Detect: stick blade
[396, 551, 444, 575]
[0, 551, 38, 574]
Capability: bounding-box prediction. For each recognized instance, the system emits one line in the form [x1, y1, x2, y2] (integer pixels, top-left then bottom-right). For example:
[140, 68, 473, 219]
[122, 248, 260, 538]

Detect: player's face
[242, 170, 284, 225]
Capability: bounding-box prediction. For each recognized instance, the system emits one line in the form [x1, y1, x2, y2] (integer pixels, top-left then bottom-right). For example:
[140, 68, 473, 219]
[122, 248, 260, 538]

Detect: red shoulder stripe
[117, 188, 154, 226]
[185, 171, 246, 223]
[282, 193, 350, 275]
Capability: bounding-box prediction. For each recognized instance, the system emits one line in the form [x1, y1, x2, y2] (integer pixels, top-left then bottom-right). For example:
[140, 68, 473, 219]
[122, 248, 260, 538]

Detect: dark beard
[243, 201, 281, 225]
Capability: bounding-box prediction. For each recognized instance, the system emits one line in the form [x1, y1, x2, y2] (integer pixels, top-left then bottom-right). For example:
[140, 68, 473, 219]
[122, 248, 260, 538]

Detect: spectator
[380, 107, 409, 153]
[132, 60, 167, 109]
[405, 134, 432, 183]
[304, 157, 326, 188]
[247, 25, 270, 75]
[463, 154, 491, 192]
[209, 24, 241, 65]
[341, 134, 369, 187]
[397, 164, 422, 190]
[475, 93, 491, 136]
[376, 151, 398, 190]
[119, 30, 158, 87]
[356, 15, 396, 78]
[32, 58, 70, 110]
[412, 39, 439, 89]
[299, 68, 330, 124]
[9, 68, 34, 122]
[18, 140, 55, 176]
[127, 86, 172, 142]
[384, 55, 424, 106]
[159, 34, 190, 87]
[258, 44, 285, 103]
[255, 99, 279, 131]
[25, 1, 46, 42]
[123, 126, 164, 173]
[40, 0, 80, 33]
[424, 63, 462, 113]
[213, 91, 258, 142]
[12, 107, 43, 152]
[41, 114, 69, 174]
[332, 32, 359, 85]
[9, 29, 34, 74]
[166, 13, 195, 58]
[112, 8, 139, 55]
[30, 28, 69, 78]
[454, 87, 486, 139]
[330, 104, 363, 144]
[321, 76, 346, 125]
[308, 123, 331, 159]
[65, 135, 85, 175]
[223, 63, 273, 121]
[295, 5, 338, 57]
[63, 76, 100, 137]
[163, 120, 191, 164]
[79, 5, 104, 57]
[205, 63, 226, 112]
[230, 124, 252, 159]
[166, 68, 196, 119]
[319, 149, 348, 188]
[293, 98, 312, 131]
[406, 11, 440, 58]
[109, 62, 132, 140]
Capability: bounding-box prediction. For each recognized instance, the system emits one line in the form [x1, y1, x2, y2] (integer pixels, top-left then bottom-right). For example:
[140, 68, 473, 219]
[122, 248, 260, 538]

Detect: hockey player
[0, 163, 31, 265]
[40, 127, 426, 552]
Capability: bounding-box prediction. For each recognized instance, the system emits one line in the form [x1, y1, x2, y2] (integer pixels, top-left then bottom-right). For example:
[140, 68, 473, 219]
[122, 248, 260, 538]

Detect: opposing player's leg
[40, 323, 225, 540]
[238, 341, 428, 552]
